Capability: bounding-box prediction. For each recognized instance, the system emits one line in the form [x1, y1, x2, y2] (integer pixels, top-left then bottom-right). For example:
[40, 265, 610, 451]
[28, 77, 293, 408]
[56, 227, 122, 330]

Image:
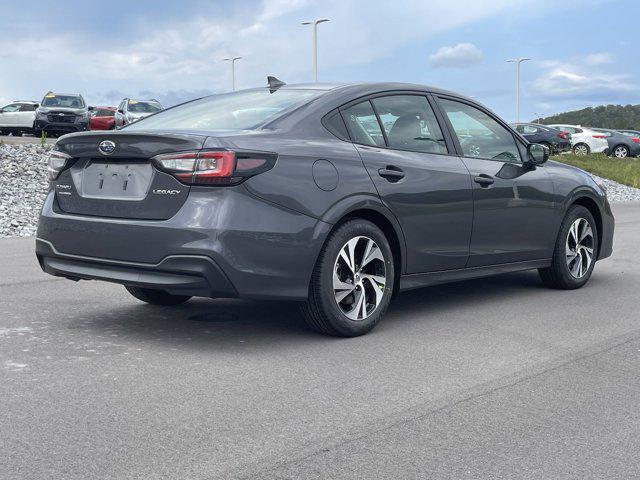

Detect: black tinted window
[19, 104, 37, 112]
[341, 101, 385, 147]
[323, 110, 349, 140]
[371, 95, 447, 154]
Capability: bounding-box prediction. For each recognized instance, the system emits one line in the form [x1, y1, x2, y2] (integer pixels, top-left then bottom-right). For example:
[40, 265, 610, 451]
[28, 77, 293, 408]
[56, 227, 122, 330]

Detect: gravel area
[1, 143, 640, 238]
[0, 143, 51, 237]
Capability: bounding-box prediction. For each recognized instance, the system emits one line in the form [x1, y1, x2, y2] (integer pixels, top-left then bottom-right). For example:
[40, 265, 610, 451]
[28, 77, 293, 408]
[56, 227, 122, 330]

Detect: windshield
[128, 101, 162, 113]
[124, 88, 322, 131]
[41, 94, 85, 109]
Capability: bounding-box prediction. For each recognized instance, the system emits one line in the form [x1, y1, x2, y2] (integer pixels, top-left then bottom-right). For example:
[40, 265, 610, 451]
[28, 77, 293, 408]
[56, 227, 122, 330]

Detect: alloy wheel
[565, 218, 594, 278]
[614, 146, 628, 158]
[333, 236, 386, 321]
[574, 144, 589, 156]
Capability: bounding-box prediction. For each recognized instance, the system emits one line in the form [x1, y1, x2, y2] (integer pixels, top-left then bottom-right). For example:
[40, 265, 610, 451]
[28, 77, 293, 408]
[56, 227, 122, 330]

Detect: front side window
[341, 101, 385, 147]
[19, 104, 37, 112]
[439, 98, 521, 162]
[127, 101, 162, 114]
[125, 89, 322, 131]
[371, 95, 447, 154]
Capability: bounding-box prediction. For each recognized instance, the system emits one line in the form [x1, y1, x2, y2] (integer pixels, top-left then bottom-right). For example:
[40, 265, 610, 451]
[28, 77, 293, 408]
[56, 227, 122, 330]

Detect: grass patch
[551, 153, 640, 188]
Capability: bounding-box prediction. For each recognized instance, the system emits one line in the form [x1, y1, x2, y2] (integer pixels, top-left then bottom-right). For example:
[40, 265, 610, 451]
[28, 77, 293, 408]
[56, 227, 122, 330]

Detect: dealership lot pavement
[1, 202, 639, 479]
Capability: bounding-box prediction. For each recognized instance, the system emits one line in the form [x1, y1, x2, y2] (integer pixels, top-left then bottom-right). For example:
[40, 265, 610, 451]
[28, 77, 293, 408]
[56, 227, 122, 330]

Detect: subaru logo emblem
[98, 140, 116, 155]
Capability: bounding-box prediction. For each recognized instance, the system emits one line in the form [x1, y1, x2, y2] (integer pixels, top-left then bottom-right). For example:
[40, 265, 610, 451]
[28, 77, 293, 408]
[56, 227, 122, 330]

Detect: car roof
[278, 81, 466, 97]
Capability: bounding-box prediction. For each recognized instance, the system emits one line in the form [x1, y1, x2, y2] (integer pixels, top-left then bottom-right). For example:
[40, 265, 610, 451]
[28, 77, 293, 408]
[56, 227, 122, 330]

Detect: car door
[115, 101, 125, 127]
[17, 103, 36, 128]
[435, 96, 557, 267]
[340, 93, 473, 273]
[0, 104, 20, 127]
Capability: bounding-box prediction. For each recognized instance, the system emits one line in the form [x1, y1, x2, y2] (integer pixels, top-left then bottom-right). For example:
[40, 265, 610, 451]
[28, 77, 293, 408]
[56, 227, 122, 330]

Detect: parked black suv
[512, 123, 572, 154]
[34, 92, 91, 137]
[36, 81, 614, 337]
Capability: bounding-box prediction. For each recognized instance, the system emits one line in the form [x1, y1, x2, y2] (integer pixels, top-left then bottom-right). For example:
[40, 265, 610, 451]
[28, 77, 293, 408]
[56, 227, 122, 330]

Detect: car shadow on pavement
[67, 269, 585, 349]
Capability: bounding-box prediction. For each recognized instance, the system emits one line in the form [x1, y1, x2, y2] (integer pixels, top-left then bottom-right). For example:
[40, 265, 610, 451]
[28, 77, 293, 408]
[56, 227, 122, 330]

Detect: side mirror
[88, 106, 95, 111]
[117, 109, 124, 114]
[526, 143, 549, 166]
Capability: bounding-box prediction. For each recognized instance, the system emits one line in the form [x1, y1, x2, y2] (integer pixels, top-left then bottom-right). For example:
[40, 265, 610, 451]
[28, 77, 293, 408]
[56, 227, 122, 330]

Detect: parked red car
[89, 106, 116, 130]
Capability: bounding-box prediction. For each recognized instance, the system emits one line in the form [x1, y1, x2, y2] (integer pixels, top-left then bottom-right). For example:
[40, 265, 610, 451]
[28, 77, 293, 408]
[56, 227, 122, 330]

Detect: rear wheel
[612, 145, 629, 158]
[301, 219, 394, 337]
[125, 286, 191, 306]
[538, 205, 598, 289]
[573, 143, 590, 156]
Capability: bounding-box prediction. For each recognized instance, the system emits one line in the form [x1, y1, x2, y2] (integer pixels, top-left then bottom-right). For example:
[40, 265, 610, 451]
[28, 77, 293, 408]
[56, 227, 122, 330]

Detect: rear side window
[371, 95, 447, 154]
[322, 110, 349, 140]
[522, 125, 538, 134]
[341, 101, 385, 147]
[439, 98, 521, 162]
[19, 104, 37, 112]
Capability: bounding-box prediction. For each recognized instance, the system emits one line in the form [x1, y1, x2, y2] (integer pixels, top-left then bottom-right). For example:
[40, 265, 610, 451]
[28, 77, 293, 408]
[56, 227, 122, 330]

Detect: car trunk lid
[53, 131, 208, 220]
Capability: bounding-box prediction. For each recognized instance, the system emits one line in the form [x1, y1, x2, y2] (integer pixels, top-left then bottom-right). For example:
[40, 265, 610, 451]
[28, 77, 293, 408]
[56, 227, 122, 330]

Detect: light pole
[223, 56, 242, 91]
[506, 57, 530, 123]
[534, 112, 542, 124]
[301, 18, 329, 82]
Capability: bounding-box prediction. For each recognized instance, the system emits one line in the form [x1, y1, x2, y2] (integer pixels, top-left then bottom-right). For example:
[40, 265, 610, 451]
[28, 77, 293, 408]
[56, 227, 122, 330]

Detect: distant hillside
[537, 104, 640, 130]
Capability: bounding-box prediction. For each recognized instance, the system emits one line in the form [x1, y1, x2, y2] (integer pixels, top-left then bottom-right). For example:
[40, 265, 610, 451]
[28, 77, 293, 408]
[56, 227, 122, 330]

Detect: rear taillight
[632, 137, 640, 144]
[557, 132, 568, 139]
[152, 150, 276, 185]
[592, 135, 607, 139]
[47, 150, 72, 181]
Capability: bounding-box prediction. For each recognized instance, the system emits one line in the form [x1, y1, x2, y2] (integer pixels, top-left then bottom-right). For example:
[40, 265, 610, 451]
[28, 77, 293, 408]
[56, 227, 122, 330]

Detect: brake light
[632, 137, 640, 144]
[153, 150, 276, 185]
[557, 131, 568, 139]
[592, 135, 607, 139]
[47, 149, 72, 181]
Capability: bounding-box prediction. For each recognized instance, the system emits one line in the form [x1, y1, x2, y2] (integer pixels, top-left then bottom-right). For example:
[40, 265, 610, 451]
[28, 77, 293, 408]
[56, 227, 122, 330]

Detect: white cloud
[0, 0, 561, 105]
[532, 52, 633, 100]
[583, 52, 614, 66]
[428, 43, 483, 68]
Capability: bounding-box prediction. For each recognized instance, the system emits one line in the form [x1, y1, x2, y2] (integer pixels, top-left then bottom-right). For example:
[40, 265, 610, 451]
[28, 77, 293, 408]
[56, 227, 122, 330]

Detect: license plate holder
[80, 161, 153, 200]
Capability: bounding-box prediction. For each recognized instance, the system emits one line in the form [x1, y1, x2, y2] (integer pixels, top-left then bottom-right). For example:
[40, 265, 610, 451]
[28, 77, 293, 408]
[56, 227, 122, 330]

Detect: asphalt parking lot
[1, 202, 639, 479]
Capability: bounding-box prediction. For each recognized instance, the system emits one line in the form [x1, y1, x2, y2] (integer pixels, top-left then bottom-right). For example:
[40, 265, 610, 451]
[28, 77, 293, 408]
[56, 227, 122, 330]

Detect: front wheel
[538, 205, 598, 289]
[125, 286, 191, 306]
[301, 219, 394, 337]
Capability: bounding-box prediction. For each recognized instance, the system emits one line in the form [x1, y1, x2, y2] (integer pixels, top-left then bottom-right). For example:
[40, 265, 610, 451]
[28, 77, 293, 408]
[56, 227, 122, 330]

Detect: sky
[0, 0, 637, 122]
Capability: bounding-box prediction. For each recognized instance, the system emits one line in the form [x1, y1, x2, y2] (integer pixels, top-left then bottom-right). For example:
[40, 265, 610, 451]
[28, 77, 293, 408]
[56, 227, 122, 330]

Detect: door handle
[378, 166, 405, 182]
[474, 175, 494, 186]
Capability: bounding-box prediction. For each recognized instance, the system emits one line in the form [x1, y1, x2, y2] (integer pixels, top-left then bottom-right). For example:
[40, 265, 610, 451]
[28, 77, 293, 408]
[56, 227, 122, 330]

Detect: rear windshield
[128, 101, 162, 113]
[124, 88, 322, 131]
[41, 94, 85, 108]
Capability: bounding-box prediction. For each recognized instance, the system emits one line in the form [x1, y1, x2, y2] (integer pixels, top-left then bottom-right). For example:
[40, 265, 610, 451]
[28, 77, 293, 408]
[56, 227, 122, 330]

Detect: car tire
[573, 143, 590, 156]
[301, 219, 395, 337]
[612, 145, 629, 158]
[538, 205, 598, 290]
[125, 286, 192, 306]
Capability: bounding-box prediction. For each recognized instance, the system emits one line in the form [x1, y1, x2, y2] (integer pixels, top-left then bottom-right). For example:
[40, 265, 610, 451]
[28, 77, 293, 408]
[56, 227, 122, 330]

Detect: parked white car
[0, 101, 38, 136]
[547, 124, 608, 155]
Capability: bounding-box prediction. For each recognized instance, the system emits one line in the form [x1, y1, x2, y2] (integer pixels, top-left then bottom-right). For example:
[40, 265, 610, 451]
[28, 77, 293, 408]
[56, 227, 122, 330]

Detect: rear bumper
[36, 187, 331, 300]
[36, 238, 237, 298]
